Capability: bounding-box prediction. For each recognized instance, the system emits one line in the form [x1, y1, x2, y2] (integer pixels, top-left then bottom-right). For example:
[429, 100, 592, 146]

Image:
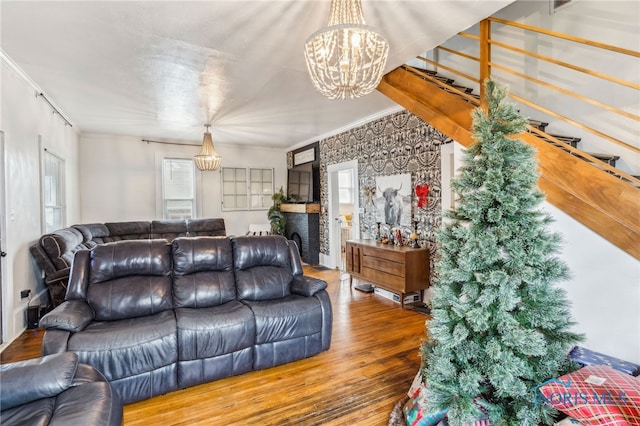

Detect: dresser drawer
[362, 255, 405, 277]
[361, 246, 405, 264]
[362, 267, 404, 292]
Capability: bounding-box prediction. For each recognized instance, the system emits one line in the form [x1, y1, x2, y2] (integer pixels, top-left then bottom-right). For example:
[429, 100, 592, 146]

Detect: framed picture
[375, 173, 412, 226]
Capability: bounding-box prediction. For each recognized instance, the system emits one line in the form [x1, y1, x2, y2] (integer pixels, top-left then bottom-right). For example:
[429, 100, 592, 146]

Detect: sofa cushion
[0, 398, 56, 426]
[88, 240, 173, 320]
[172, 237, 236, 308]
[233, 235, 293, 301]
[103, 221, 151, 241]
[40, 227, 85, 270]
[73, 223, 110, 245]
[51, 380, 123, 426]
[151, 220, 188, 240]
[244, 294, 323, 344]
[175, 300, 255, 361]
[187, 218, 226, 236]
[68, 309, 177, 382]
[0, 352, 79, 411]
[236, 266, 294, 301]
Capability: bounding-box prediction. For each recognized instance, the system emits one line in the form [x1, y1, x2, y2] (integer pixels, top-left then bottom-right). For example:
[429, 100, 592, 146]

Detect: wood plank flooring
[1, 267, 430, 425]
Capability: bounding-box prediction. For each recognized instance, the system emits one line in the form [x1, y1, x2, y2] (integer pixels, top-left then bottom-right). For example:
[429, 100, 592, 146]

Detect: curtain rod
[142, 139, 200, 147]
[37, 93, 72, 127]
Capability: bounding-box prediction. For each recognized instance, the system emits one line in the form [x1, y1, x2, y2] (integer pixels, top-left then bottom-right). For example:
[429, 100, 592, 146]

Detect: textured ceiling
[1, 1, 513, 148]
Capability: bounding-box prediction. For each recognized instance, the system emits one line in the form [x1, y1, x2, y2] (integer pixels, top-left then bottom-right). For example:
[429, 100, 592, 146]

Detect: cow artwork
[379, 183, 403, 226]
[375, 174, 411, 227]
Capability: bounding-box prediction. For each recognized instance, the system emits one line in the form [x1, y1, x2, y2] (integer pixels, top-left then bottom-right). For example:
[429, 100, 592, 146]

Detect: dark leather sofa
[39, 235, 332, 404]
[30, 218, 226, 307]
[0, 352, 123, 426]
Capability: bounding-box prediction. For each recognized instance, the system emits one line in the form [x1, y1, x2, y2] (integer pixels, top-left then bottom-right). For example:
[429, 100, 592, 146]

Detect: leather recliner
[29, 218, 226, 307]
[0, 352, 123, 426]
[39, 235, 332, 404]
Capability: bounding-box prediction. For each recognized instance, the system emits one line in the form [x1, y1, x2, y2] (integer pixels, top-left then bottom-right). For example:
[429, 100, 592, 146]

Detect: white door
[327, 160, 359, 270]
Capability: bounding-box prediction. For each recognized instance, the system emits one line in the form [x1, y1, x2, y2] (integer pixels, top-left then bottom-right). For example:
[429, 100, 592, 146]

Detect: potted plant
[268, 186, 287, 236]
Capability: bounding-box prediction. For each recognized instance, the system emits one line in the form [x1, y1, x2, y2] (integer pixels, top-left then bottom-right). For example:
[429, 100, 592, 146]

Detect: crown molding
[287, 104, 404, 152]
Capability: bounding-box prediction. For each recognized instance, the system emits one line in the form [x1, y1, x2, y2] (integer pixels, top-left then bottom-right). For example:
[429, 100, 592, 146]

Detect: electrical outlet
[20, 289, 31, 299]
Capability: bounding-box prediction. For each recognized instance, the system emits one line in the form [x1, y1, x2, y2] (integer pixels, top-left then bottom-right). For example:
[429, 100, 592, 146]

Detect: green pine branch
[422, 80, 583, 426]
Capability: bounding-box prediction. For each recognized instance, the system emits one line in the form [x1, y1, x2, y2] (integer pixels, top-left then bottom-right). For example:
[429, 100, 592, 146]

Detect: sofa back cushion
[151, 220, 188, 240]
[233, 235, 293, 301]
[186, 218, 226, 236]
[72, 223, 110, 248]
[88, 239, 173, 320]
[103, 221, 151, 242]
[172, 237, 236, 308]
[39, 228, 85, 270]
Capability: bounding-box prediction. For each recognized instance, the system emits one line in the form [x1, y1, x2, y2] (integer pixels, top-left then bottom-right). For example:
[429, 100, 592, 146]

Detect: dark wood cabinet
[345, 239, 429, 307]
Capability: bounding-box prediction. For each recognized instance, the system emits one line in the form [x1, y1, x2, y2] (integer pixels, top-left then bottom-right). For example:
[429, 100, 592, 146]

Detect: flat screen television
[287, 163, 313, 202]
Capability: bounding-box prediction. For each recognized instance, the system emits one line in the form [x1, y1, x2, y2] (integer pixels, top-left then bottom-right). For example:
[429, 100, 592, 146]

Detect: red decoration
[416, 183, 429, 208]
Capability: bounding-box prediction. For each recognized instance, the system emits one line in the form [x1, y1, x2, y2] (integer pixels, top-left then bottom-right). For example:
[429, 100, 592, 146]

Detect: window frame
[221, 167, 274, 211]
[338, 169, 354, 205]
[41, 147, 66, 234]
[161, 157, 197, 220]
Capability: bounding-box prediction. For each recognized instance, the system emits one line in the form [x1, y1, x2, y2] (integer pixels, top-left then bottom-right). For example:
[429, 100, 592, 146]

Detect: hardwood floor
[1, 267, 430, 425]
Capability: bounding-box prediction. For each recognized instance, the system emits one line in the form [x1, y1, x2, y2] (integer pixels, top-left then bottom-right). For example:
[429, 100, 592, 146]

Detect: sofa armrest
[44, 267, 70, 284]
[39, 300, 93, 332]
[0, 352, 79, 411]
[42, 329, 72, 355]
[291, 275, 327, 297]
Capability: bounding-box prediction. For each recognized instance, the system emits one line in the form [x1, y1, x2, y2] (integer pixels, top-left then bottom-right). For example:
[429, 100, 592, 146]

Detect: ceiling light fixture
[194, 124, 222, 171]
[304, 0, 389, 100]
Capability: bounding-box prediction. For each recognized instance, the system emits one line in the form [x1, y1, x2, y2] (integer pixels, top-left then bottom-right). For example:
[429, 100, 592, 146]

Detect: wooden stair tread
[528, 119, 548, 129]
[536, 133, 582, 148]
[433, 75, 455, 84]
[446, 84, 474, 94]
[585, 152, 621, 160]
[547, 134, 581, 143]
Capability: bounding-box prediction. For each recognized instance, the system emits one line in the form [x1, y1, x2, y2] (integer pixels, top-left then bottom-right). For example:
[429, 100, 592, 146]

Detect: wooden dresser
[345, 239, 429, 307]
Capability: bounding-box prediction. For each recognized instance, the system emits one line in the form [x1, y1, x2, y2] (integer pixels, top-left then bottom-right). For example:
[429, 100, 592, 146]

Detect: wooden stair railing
[377, 66, 640, 259]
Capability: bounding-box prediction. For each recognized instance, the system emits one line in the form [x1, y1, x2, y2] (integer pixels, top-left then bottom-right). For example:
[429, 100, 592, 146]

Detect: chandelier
[194, 124, 222, 171]
[304, 0, 389, 100]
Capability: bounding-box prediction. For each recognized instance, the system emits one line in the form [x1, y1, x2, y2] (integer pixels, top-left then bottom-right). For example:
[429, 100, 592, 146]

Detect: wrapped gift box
[569, 346, 640, 376]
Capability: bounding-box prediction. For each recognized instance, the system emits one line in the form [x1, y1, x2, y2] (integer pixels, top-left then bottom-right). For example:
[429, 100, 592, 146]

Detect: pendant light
[194, 124, 222, 171]
[304, 0, 389, 100]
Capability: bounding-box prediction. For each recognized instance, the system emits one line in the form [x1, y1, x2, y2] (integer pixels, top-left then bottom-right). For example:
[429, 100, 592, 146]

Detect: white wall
[79, 133, 287, 237]
[544, 203, 640, 364]
[0, 59, 80, 347]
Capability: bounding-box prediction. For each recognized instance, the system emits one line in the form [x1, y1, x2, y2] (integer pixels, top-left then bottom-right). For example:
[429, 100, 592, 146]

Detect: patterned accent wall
[317, 110, 452, 273]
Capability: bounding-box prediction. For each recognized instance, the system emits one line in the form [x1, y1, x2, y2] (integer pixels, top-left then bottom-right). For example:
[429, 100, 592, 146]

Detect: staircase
[377, 65, 640, 259]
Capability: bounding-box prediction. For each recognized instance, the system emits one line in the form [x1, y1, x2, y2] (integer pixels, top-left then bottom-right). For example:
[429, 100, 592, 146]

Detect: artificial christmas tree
[421, 80, 583, 426]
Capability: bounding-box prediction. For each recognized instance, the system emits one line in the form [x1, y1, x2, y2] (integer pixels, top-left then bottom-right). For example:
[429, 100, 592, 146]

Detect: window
[222, 167, 247, 210]
[222, 167, 273, 211]
[250, 168, 274, 209]
[162, 158, 195, 219]
[338, 169, 354, 204]
[42, 149, 65, 233]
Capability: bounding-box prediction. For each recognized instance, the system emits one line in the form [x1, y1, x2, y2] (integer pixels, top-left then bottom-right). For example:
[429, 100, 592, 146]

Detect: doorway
[327, 160, 359, 270]
[0, 131, 5, 344]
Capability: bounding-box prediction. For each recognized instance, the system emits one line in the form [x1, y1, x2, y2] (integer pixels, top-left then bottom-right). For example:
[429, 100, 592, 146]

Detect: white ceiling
[1, 1, 513, 149]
